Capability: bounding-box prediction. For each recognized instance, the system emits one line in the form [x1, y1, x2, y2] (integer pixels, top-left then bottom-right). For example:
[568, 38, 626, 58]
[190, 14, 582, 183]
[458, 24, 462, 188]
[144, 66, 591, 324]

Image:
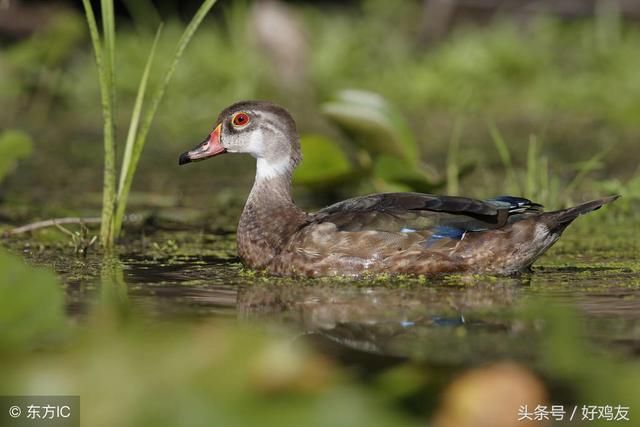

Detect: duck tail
[542, 195, 619, 233]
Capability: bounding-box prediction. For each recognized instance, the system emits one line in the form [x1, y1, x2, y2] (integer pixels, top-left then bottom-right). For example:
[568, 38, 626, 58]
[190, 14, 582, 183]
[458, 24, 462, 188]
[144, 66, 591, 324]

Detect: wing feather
[310, 192, 543, 234]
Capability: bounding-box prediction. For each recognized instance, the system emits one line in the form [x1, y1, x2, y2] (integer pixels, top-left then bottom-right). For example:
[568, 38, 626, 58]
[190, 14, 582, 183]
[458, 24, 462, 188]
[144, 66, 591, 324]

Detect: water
[17, 221, 640, 365]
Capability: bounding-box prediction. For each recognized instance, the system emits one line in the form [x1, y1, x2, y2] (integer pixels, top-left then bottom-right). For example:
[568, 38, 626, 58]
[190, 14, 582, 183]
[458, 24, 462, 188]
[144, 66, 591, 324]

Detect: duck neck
[237, 167, 307, 269]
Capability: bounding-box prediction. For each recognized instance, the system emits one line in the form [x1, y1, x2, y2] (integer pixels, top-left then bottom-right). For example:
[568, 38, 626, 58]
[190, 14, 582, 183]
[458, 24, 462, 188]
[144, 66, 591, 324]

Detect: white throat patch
[256, 157, 290, 181]
[244, 129, 265, 157]
[246, 128, 290, 181]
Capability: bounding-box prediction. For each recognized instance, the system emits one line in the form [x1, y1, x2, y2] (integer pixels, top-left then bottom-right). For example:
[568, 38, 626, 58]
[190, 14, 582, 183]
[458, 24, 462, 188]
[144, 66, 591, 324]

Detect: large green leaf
[321, 90, 418, 165]
[294, 134, 354, 188]
[373, 155, 437, 193]
[0, 130, 33, 183]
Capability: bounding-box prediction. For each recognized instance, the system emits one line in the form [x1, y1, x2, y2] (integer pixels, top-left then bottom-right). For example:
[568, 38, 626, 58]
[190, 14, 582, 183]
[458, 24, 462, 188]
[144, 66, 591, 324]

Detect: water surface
[17, 220, 640, 366]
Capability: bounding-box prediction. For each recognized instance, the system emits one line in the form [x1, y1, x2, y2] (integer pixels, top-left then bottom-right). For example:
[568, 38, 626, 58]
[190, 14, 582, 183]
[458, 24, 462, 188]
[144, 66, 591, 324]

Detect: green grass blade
[446, 118, 464, 195]
[101, 0, 117, 178]
[488, 122, 522, 195]
[82, 0, 117, 248]
[562, 148, 609, 199]
[526, 134, 538, 200]
[101, 0, 117, 248]
[113, 24, 163, 235]
[112, 0, 218, 237]
[80, 0, 102, 67]
[540, 155, 550, 206]
[101, 0, 116, 107]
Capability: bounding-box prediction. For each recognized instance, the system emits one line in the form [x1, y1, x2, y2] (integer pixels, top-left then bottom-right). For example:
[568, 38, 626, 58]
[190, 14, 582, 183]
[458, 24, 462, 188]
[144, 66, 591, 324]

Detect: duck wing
[310, 193, 543, 235]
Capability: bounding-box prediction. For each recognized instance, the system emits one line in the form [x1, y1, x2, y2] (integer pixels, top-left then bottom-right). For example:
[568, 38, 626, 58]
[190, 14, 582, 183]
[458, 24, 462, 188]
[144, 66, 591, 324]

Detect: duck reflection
[237, 276, 538, 364]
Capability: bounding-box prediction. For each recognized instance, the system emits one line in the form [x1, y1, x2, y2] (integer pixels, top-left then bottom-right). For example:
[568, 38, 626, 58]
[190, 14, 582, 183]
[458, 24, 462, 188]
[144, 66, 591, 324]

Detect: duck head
[179, 101, 301, 181]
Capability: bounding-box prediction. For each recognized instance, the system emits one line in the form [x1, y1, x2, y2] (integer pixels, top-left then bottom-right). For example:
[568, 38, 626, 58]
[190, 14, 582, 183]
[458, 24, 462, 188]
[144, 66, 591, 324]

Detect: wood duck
[179, 101, 618, 277]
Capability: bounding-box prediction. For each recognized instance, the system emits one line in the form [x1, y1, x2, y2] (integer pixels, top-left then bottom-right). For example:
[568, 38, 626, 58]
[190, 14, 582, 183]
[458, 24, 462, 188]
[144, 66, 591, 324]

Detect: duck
[179, 100, 618, 277]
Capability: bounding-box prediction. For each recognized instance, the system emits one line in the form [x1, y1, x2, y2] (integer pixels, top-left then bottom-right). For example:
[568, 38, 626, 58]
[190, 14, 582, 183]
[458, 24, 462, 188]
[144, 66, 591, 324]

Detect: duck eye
[232, 112, 250, 127]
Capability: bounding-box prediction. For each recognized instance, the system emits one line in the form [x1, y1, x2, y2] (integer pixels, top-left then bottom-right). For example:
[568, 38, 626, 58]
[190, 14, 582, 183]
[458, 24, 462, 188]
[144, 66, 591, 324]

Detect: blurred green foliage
[5, 325, 419, 427]
[527, 300, 640, 423]
[294, 134, 353, 188]
[0, 130, 32, 184]
[0, 250, 65, 353]
[308, 6, 640, 128]
[2, 10, 85, 100]
[1, 0, 639, 209]
[6, 11, 85, 70]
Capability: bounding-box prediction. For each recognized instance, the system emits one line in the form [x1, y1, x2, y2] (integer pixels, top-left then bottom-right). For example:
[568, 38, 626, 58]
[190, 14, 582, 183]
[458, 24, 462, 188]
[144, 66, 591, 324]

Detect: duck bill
[179, 124, 225, 165]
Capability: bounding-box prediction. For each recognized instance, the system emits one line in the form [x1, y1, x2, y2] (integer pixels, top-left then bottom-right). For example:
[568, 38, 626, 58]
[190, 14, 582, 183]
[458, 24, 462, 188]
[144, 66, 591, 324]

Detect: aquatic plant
[80, 0, 218, 248]
[295, 90, 445, 193]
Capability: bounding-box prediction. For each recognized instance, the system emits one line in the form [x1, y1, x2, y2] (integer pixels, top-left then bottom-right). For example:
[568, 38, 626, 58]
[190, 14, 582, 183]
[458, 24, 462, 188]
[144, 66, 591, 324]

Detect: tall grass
[81, 0, 218, 248]
[487, 122, 522, 196]
[488, 124, 605, 207]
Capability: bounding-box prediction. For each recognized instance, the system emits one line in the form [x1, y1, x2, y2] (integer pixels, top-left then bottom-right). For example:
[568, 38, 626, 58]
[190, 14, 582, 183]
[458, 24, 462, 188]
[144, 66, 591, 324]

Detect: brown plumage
[179, 101, 618, 277]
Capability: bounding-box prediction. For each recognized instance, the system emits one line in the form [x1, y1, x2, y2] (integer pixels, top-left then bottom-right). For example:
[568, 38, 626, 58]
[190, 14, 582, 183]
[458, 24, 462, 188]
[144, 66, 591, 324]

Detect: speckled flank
[261, 216, 560, 277]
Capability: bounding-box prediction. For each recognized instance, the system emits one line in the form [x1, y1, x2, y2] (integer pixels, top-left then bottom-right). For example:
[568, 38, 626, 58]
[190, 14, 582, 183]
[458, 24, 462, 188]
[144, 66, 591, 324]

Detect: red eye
[232, 112, 250, 127]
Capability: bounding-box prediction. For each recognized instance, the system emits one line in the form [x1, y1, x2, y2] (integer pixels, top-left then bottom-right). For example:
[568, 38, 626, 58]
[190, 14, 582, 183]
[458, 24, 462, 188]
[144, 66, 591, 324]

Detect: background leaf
[321, 90, 418, 166]
[373, 155, 436, 192]
[294, 134, 354, 188]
